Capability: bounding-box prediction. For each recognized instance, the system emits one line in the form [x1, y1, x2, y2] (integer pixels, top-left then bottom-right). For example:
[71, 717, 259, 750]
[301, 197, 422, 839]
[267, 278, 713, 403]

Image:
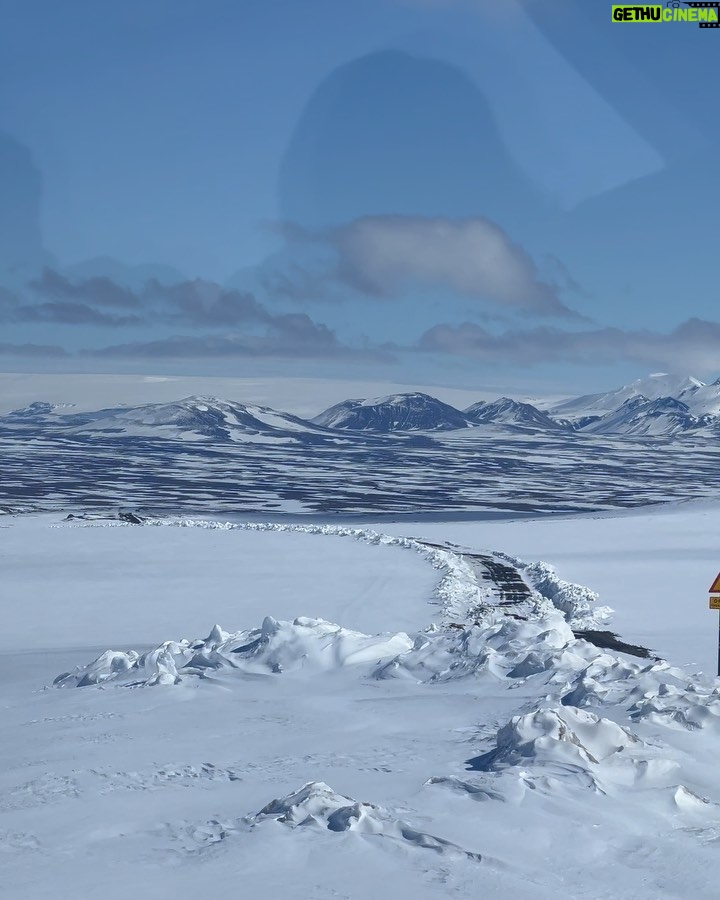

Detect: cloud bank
[12, 271, 273, 328]
[87, 315, 389, 362]
[3, 259, 719, 376]
[1, 270, 385, 361]
[418, 318, 720, 373]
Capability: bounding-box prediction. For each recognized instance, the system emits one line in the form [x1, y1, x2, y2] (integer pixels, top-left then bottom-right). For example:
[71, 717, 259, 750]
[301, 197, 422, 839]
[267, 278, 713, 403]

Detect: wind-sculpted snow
[376, 615, 587, 683]
[465, 706, 652, 793]
[158, 781, 482, 860]
[558, 652, 720, 731]
[53, 617, 414, 687]
[448, 628, 720, 799]
[53, 606, 603, 692]
[54, 598, 720, 836]
[247, 781, 482, 858]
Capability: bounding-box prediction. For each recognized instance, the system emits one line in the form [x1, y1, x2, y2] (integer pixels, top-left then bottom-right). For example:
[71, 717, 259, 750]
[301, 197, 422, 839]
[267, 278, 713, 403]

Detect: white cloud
[285, 215, 579, 318]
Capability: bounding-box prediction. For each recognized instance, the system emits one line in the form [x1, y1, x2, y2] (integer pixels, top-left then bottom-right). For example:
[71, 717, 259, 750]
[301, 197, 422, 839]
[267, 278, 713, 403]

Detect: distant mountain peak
[619, 395, 650, 407]
[580, 393, 700, 436]
[465, 397, 566, 431]
[312, 392, 469, 432]
[551, 373, 711, 420]
[0, 395, 332, 444]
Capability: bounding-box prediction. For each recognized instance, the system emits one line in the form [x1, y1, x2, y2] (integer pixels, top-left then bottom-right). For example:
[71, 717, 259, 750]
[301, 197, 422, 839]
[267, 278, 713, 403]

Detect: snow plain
[4, 504, 720, 899]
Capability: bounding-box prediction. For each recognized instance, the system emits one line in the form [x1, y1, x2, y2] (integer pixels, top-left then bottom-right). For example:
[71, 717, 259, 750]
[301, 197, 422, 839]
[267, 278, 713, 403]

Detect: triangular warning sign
[710, 572, 720, 593]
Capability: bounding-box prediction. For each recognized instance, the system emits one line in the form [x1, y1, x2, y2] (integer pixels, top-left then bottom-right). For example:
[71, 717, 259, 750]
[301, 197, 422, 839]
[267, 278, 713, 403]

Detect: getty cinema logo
[612, 2, 720, 26]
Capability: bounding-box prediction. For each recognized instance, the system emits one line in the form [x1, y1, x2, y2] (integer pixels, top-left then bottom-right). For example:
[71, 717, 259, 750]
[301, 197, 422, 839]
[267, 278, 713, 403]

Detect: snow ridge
[495, 551, 613, 629]
[53, 616, 414, 688]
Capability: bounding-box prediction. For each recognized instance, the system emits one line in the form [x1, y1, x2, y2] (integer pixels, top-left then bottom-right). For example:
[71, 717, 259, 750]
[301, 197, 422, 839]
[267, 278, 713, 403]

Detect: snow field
[53, 520, 720, 804]
[4, 510, 720, 898]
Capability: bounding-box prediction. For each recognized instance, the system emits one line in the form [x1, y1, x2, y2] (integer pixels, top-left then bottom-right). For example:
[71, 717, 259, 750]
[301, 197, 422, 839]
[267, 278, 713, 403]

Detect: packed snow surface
[4, 507, 720, 898]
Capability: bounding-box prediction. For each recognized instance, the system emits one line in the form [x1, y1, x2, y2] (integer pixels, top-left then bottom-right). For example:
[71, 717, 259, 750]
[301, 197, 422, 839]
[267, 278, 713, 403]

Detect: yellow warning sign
[710, 573, 720, 593]
[710, 596, 720, 610]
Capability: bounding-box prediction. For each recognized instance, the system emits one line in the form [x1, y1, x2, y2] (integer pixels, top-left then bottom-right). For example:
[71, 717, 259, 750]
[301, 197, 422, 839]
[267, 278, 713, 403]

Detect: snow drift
[53, 616, 414, 687]
[247, 780, 482, 859]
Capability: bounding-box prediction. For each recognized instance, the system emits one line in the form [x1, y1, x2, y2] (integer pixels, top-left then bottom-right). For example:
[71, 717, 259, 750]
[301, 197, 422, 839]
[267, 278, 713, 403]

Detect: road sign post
[709, 574, 720, 677]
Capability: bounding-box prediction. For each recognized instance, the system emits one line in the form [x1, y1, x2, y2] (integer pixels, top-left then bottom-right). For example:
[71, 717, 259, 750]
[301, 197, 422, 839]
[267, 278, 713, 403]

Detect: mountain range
[3, 373, 720, 441]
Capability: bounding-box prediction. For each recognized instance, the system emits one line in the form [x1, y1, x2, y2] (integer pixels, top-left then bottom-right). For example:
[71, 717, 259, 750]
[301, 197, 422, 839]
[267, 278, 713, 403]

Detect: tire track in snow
[414, 539, 655, 659]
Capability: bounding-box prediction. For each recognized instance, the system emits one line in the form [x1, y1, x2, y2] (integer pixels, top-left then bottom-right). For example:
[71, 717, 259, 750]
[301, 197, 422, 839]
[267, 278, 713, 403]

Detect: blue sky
[0, 0, 718, 393]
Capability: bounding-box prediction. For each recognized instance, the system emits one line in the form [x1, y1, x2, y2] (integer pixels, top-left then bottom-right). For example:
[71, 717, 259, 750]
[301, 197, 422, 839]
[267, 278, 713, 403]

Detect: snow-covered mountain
[312, 392, 471, 432]
[579, 396, 706, 437]
[543, 373, 720, 436]
[4, 401, 75, 419]
[1, 397, 331, 443]
[90, 397, 326, 440]
[464, 398, 567, 431]
[5, 374, 720, 443]
[674, 377, 720, 417]
[550, 373, 708, 420]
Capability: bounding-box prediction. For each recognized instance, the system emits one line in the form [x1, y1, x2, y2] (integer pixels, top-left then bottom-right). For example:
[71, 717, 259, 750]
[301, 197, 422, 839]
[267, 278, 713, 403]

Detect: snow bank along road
[4, 510, 720, 899]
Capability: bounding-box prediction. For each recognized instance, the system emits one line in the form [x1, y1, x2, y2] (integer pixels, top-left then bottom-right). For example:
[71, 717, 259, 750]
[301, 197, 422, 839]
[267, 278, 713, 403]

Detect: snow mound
[157, 782, 482, 859]
[672, 784, 715, 815]
[247, 781, 482, 859]
[470, 706, 638, 770]
[53, 617, 414, 688]
[465, 705, 669, 794]
[558, 655, 720, 733]
[252, 781, 382, 831]
[376, 614, 582, 683]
